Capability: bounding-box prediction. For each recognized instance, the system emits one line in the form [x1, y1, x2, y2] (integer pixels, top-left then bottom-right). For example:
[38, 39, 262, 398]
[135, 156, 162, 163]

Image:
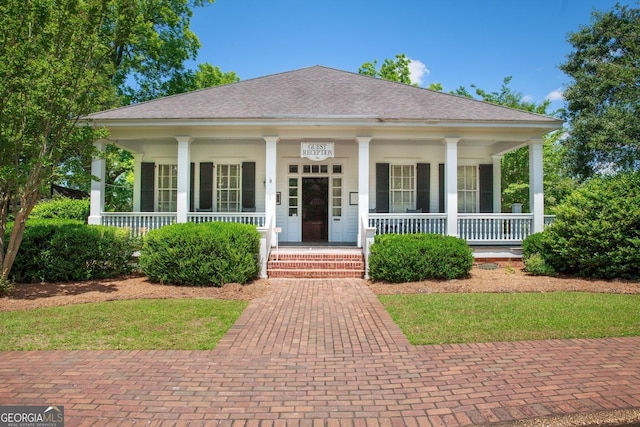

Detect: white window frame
[216, 163, 241, 212]
[389, 164, 415, 213]
[457, 165, 478, 213]
[157, 164, 178, 212]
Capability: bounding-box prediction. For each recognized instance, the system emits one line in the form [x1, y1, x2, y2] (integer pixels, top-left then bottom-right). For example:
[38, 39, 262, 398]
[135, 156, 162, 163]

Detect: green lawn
[2, 293, 639, 350]
[379, 292, 640, 345]
[0, 299, 247, 350]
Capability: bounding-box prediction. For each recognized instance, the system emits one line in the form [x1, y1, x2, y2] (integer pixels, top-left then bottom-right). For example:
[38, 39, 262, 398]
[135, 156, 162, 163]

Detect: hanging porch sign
[301, 142, 334, 161]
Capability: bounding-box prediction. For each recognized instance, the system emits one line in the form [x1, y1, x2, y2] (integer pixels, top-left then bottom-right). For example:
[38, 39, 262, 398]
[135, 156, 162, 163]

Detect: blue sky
[189, 0, 636, 113]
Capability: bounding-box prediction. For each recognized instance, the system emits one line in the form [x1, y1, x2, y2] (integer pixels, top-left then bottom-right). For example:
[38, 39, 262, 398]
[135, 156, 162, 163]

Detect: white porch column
[356, 136, 371, 248]
[443, 137, 459, 236]
[88, 140, 106, 225]
[529, 139, 544, 233]
[264, 136, 279, 230]
[132, 153, 143, 212]
[175, 136, 193, 223]
[492, 154, 502, 213]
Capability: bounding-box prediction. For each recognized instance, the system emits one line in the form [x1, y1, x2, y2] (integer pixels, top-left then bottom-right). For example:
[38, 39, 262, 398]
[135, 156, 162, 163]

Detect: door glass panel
[288, 178, 299, 216]
[332, 177, 342, 217]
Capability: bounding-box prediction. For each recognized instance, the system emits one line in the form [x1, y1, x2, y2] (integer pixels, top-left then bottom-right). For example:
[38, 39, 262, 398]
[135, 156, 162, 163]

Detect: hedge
[542, 171, 640, 280]
[10, 219, 137, 283]
[30, 198, 90, 222]
[139, 222, 260, 286]
[368, 233, 473, 282]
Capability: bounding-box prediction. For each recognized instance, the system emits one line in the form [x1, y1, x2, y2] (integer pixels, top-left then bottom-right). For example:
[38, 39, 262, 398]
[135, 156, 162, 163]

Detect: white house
[84, 66, 563, 276]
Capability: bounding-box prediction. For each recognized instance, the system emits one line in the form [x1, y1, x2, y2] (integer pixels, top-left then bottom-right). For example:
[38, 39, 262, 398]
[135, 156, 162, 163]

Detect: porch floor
[471, 245, 523, 260]
[274, 244, 523, 260]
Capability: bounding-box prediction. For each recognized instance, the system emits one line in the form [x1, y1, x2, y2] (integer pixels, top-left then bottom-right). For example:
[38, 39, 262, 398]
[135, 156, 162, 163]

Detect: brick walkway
[1, 279, 640, 426]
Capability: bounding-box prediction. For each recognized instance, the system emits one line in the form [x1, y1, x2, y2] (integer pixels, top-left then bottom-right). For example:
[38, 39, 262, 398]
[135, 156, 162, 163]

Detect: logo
[0, 406, 64, 427]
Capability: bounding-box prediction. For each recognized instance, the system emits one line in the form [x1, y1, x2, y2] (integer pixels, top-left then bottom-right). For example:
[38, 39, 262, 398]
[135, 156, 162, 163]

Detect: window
[217, 164, 241, 212]
[458, 166, 477, 213]
[302, 164, 328, 174]
[390, 165, 414, 213]
[332, 177, 342, 217]
[157, 164, 177, 212]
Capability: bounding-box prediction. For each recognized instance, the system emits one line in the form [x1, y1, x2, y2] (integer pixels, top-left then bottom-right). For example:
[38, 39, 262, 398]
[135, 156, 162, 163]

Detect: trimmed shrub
[368, 233, 473, 283]
[522, 232, 556, 276]
[523, 253, 557, 276]
[521, 232, 547, 261]
[30, 198, 90, 222]
[10, 219, 137, 283]
[543, 171, 640, 280]
[139, 222, 260, 286]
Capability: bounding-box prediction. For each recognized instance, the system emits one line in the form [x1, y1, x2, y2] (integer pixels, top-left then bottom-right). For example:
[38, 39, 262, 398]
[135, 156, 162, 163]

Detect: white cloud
[408, 58, 429, 86]
[546, 88, 564, 101]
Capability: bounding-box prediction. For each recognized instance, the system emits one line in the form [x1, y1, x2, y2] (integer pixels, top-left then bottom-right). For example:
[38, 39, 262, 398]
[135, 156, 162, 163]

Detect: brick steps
[267, 250, 365, 278]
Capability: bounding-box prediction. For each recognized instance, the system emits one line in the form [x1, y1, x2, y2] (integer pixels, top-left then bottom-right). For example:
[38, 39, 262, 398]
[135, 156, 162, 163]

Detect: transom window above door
[303, 164, 328, 174]
[289, 164, 343, 175]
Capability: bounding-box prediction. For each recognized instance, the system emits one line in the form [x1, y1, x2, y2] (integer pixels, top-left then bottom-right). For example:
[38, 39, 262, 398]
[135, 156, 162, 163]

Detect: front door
[302, 177, 328, 242]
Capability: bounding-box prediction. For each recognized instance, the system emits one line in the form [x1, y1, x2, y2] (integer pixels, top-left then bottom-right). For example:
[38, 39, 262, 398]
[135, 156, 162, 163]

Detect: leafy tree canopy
[106, 0, 216, 105]
[359, 53, 443, 90]
[359, 53, 413, 84]
[0, 0, 116, 279]
[452, 76, 552, 115]
[559, 2, 640, 180]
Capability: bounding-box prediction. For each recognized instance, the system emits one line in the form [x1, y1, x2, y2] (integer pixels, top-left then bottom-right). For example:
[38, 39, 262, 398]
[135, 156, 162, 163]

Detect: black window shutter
[416, 163, 430, 213]
[438, 163, 445, 213]
[375, 163, 390, 213]
[140, 162, 155, 212]
[479, 164, 493, 213]
[242, 162, 256, 210]
[199, 162, 213, 210]
[190, 162, 195, 212]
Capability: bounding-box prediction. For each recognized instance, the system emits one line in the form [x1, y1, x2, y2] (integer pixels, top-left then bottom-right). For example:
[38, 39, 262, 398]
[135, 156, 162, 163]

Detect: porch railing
[101, 212, 266, 236]
[369, 213, 447, 235]
[458, 214, 533, 243]
[368, 213, 537, 244]
[101, 212, 177, 237]
[187, 212, 266, 227]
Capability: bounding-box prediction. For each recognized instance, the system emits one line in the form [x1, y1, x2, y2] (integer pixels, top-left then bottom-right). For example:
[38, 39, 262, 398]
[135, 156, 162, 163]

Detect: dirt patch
[368, 261, 640, 295]
[0, 275, 270, 312]
[1, 262, 638, 312]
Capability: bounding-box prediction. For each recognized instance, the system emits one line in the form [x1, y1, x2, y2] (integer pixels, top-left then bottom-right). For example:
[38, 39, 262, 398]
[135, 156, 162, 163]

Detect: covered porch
[88, 136, 549, 278]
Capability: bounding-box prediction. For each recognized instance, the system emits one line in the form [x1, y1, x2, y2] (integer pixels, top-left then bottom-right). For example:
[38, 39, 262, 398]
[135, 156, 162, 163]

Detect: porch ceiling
[104, 119, 558, 154]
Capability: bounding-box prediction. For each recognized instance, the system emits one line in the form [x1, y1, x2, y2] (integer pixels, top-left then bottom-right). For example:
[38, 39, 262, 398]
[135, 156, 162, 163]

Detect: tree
[359, 53, 413, 85]
[0, 0, 115, 280]
[453, 78, 574, 213]
[122, 62, 239, 105]
[106, 0, 216, 105]
[559, 3, 640, 180]
[56, 0, 239, 210]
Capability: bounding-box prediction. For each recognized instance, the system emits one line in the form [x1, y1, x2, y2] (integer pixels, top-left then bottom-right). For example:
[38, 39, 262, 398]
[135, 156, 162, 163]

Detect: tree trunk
[1, 190, 39, 281]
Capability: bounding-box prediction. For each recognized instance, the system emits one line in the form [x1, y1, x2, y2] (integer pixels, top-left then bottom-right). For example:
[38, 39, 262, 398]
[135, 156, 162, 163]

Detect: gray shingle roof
[86, 66, 560, 123]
